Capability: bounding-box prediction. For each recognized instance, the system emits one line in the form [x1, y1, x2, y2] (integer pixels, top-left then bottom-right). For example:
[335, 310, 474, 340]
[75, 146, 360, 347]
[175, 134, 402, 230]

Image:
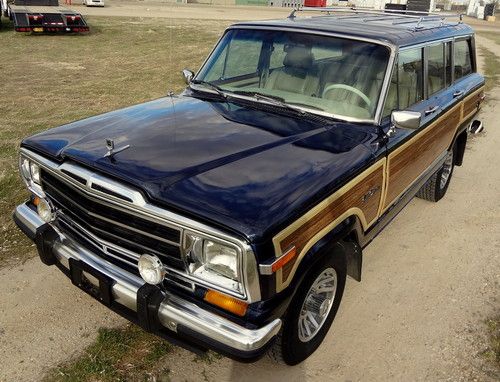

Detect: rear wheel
[269, 253, 346, 365]
[416, 148, 455, 202]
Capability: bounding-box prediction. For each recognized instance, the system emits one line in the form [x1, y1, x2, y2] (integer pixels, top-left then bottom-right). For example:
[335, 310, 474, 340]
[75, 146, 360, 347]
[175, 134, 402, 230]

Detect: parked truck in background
[5, 0, 88, 33]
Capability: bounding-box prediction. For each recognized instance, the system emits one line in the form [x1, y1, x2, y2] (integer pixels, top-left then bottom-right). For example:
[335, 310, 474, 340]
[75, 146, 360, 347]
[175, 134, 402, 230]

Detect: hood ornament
[105, 139, 130, 159]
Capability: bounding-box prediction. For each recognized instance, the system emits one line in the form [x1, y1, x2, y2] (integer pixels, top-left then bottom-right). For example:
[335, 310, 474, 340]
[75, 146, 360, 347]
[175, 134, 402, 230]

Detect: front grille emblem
[105, 138, 130, 159]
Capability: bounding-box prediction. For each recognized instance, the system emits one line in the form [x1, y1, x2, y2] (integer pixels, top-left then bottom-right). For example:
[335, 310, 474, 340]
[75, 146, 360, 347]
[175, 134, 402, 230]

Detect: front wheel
[416, 148, 455, 202]
[269, 254, 346, 365]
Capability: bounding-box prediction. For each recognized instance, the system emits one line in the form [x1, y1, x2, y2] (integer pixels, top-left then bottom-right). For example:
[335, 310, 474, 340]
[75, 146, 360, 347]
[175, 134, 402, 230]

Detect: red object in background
[303, 0, 327, 6]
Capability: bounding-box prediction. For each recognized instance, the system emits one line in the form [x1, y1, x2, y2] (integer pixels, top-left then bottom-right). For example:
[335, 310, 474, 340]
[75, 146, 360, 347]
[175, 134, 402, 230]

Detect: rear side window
[454, 39, 473, 80]
[427, 43, 445, 96]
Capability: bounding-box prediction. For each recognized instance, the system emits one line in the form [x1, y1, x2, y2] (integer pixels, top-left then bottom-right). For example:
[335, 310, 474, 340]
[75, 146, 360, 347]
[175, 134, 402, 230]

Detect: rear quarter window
[454, 39, 473, 80]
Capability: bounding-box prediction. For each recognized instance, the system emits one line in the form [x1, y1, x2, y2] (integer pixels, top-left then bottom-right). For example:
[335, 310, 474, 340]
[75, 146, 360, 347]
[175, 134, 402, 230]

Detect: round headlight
[37, 198, 56, 223]
[138, 254, 165, 285]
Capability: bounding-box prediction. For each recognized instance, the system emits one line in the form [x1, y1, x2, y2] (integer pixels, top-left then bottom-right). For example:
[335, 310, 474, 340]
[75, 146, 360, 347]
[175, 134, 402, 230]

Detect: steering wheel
[322, 84, 371, 109]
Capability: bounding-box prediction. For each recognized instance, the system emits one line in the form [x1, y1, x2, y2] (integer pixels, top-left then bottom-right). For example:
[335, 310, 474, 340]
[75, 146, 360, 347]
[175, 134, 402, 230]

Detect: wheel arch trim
[273, 210, 366, 292]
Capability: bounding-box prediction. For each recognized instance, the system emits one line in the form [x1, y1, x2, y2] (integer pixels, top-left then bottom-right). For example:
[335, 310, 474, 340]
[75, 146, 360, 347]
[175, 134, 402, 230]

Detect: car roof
[233, 13, 474, 48]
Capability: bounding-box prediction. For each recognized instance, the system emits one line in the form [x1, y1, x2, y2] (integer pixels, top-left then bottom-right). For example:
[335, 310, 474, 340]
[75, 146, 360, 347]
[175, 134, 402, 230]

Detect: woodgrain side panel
[273, 85, 485, 292]
[462, 87, 485, 120]
[383, 104, 461, 210]
[273, 160, 386, 291]
[280, 168, 383, 255]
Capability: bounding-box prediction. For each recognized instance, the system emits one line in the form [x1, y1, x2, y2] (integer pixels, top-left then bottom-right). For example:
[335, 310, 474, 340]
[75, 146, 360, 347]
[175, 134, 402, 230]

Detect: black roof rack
[288, 6, 463, 31]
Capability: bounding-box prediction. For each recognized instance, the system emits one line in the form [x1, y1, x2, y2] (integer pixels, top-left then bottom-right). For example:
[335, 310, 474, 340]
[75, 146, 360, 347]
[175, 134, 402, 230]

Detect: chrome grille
[40, 169, 186, 272]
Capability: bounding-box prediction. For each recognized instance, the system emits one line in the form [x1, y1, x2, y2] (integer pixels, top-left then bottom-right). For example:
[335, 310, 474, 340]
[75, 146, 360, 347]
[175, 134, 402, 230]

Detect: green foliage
[483, 316, 500, 367]
[44, 325, 173, 382]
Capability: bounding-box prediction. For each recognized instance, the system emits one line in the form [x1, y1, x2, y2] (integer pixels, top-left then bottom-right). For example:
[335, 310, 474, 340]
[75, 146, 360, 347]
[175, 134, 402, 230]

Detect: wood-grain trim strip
[382, 103, 461, 211]
[272, 159, 386, 292]
[462, 87, 484, 122]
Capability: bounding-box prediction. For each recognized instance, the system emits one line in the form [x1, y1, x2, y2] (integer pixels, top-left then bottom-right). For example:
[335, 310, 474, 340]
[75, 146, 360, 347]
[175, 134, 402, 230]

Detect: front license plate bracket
[69, 258, 113, 306]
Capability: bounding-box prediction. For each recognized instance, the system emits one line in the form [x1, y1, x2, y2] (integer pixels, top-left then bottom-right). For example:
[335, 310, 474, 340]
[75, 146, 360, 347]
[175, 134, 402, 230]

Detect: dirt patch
[73, 0, 290, 20]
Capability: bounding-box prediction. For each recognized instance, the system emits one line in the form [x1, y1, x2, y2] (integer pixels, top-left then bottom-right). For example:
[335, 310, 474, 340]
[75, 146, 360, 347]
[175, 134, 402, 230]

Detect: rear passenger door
[380, 41, 461, 213]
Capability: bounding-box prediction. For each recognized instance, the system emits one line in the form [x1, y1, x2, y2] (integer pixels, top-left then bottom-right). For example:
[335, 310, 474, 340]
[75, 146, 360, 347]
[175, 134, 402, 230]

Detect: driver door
[381, 42, 461, 213]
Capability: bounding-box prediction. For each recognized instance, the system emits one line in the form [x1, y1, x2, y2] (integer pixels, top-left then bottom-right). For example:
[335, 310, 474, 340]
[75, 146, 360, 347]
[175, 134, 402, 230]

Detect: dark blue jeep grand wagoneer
[14, 8, 485, 365]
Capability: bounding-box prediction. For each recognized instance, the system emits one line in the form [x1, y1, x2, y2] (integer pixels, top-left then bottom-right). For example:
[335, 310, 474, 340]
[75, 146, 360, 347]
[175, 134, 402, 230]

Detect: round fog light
[37, 198, 55, 223]
[138, 254, 165, 285]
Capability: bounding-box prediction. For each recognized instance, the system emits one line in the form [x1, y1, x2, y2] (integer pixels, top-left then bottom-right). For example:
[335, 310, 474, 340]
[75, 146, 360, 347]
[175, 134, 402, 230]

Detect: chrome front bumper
[14, 203, 281, 357]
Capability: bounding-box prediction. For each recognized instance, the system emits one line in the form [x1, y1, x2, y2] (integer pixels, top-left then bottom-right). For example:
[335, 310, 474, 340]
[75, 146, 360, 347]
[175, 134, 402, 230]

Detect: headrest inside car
[283, 46, 313, 70]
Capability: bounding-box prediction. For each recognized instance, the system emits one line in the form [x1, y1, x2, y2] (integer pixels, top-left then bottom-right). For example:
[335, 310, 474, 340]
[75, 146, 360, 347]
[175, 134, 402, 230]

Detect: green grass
[0, 16, 230, 266]
[484, 315, 500, 368]
[43, 324, 173, 382]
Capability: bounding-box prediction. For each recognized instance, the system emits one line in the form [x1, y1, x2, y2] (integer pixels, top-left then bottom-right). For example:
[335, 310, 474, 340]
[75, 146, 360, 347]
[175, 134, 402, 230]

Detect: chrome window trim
[399, 37, 456, 51]
[375, 44, 397, 125]
[373, 34, 475, 122]
[423, 45, 429, 99]
[391, 33, 475, 108]
[20, 148, 261, 303]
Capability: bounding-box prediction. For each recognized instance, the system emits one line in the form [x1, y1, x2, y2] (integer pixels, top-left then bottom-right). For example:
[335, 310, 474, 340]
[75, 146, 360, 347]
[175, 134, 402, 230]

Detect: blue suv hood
[22, 94, 377, 241]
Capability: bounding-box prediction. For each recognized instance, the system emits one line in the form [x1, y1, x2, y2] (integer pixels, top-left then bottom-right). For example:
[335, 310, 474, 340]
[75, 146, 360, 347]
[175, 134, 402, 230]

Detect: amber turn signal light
[33, 196, 40, 206]
[272, 246, 297, 273]
[204, 289, 248, 317]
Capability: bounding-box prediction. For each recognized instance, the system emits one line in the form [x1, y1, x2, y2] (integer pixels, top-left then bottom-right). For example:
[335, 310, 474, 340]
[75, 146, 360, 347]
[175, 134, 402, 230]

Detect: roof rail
[288, 6, 463, 25]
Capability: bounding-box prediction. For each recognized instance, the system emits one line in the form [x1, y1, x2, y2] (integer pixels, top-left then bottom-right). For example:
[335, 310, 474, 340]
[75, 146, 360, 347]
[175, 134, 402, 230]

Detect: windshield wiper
[232, 90, 337, 122]
[233, 91, 307, 114]
[190, 79, 227, 98]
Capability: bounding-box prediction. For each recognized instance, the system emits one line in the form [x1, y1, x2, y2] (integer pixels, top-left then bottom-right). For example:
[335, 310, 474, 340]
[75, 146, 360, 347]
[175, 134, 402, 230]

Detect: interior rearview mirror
[182, 69, 194, 85]
[391, 110, 421, 130]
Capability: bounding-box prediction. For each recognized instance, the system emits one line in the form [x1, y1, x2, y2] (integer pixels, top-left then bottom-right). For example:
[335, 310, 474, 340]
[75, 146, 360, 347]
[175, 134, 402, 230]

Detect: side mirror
[182, 69, 194, 85]
[391, 110, 421, 130]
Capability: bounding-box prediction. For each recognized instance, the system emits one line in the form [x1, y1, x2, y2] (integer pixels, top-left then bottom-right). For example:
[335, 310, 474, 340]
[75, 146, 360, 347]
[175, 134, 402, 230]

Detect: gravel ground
[0, 7, 499, 382]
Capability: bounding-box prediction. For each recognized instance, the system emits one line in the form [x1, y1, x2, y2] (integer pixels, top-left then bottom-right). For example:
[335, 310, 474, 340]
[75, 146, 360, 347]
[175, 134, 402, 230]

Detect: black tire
[269, 252, 346, 365]
[416, 148, 455, 202]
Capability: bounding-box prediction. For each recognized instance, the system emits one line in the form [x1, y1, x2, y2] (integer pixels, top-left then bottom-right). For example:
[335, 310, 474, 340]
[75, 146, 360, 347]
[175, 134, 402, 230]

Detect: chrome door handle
[453, 90, 464, 98]
[424, 106, 439, 115]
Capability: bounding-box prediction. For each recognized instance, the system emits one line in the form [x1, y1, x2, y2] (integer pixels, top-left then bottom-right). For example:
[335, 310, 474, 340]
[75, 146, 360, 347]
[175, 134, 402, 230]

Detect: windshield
[195, 29, 390, 121]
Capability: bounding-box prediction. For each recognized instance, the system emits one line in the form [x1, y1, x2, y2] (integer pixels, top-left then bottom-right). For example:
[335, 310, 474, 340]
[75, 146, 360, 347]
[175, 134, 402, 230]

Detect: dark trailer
[8, 0, 88, 33]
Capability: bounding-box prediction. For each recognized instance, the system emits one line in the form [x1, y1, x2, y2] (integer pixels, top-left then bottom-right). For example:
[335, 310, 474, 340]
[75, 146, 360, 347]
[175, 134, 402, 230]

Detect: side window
[427, 43, 445, 96]
[398, 48, 424, 109]
[454, 39, 473, 80]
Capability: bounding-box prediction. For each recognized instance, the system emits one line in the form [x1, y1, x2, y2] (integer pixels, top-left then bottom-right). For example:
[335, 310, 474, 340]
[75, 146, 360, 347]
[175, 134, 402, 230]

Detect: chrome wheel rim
[440, 151, 454, 189]
[298, 267, 337, 343]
